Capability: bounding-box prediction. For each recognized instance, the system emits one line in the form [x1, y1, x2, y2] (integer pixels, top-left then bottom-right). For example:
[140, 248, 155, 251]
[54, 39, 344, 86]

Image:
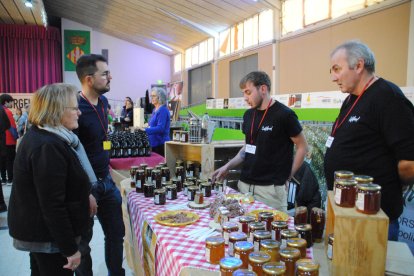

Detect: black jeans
[30, 252, 73, 276]
[0, 145, 15, 182]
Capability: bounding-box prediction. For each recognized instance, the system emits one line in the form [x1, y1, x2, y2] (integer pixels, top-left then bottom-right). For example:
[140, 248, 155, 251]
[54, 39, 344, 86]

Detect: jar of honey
[294, 224, 313, 248]
[248, 222, 266, 242]
[260, 239, 280, 262]
[201, 183, 212, 197]
[286, 238, 307, 258]
[143, 183, 154, 197]
[258, 212, 274, 231]
[354, 175, 373, 184]
[296, 259, 319, 276]
[135, 169, 145, 193]
[356, 184, 381, 214]
[219, 257, 243, 276]
[253, 230, 271, 251]
[280, 229, 298, 248]
[334, 179, 357, 207]
[205, 236, 225, 264]
[327, 233, 334, 260]
[248, 252, 271, 275]
[234, 241, 254, 269]
[262, 261, 286, 275]
[310, 207, 325, 243]
[279, 247, 301, 276]
[194, 191, 204, 204]
[233, 269, 258, 276]
[333, 170, 354, 192]
[239, 216, 256, 235]
[271, 221, 288, 241]
[228, 232, 248, 256]
[166, 185, 177, 200]
[154, 188, 166, 205]
[222, 222, 239, 245]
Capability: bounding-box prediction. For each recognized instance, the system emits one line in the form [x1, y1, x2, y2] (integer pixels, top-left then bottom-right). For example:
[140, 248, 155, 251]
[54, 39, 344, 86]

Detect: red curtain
[0, 24, 62, 93]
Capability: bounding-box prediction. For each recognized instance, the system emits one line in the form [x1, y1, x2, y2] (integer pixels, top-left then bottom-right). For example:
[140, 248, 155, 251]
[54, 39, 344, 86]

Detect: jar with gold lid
[334, 179, 357, 207]
[333, 170, 354, 192]
[239, 216, 256, 235]
[286, 238, 307, 258]
[271, 221, 288, 241]
[187, 186, 199, 201]
[205, 236, 225, 264]
[135, 169, 145, 193]
[152, 169, 162, 188]
[253, 230, 271, 251]
[219, 257, 243, 276]
[280, 229, 298, 248]
[228, 232, 247, 256]
[296, 258, 319, 276]
[354, 175, 373, 184]
[175, 166, 185, 182]
[234, 241, 254, 269]
[222, 222, 239, 245]
[260, 239, 280, 262]
[161, 180, 171, 188]
[248, 252, 271, 276]
[186, 161, 195, 177]
[248, 222, 266, 242]
[171, 177, 182, 192]
[294, 224, 313, 248]
[258, 212, 274, 231]
[233, 269, 257, 276]
[145, 167, 153, 183]
[262, 261, 286, 275]
[154, 188, 166, 205]
[194, 191, 204, 204]
[356, 183, 381, 214]
[327, 233, 334, 260]
[166, 185, 177, 200]
[201, 182, 212, 197]
[183, 181, 192, 195]
[161, 166, 170, 182]
[279, 247, 301, 276]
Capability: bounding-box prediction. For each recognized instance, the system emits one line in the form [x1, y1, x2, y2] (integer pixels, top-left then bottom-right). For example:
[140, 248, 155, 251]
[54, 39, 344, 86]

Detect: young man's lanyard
[250, 99, 272, 145]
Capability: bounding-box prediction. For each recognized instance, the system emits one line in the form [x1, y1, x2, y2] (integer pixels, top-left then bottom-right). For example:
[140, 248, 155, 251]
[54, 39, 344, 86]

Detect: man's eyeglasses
[88, 71, 111, 78]
[65, 106, 80, 112]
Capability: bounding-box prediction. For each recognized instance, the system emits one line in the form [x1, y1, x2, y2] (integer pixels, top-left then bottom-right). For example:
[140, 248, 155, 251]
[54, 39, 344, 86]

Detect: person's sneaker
[0, 203, 7, 213]
[6, 181, 12, 186]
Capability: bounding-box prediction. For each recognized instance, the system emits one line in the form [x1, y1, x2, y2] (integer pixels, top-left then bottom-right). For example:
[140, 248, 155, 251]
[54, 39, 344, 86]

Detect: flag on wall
[64, 30, 90, 71]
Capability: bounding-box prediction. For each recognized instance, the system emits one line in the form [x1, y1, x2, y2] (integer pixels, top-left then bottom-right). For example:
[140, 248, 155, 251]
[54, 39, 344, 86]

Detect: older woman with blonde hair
[8, 83, 97, 275]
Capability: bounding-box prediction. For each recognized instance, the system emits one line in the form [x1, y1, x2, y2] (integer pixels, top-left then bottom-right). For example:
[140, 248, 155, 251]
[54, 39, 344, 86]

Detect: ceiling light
[25, 0, 33, 8]
[152, 41, 173, 52]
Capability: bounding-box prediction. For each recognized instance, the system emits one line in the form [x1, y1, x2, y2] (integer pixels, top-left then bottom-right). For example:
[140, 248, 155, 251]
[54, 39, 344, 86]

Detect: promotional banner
[399, 185, 414, 254]
[64, 30, 90, 71]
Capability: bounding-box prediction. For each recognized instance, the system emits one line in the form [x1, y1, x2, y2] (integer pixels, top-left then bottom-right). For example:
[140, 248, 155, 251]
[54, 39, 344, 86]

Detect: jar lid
[152, 169, 161, 174]
[166, 185, 177, 190]
[249, 222, 266, 230]
[357, 183, 381, 191]
[239, 216, 256, 223]
[280, 229, 298, 238]
[253, 230, 271, 239]
[161, 181, 172, 186]
[260, 239, 280, 249]
[286, 238, 307, 248]
[279, 247, 301, 258]
[130, 165, 139, 169]
[201, 182, 211, 187]
[146, 166, 153, 170]
[258, 212, 274, 219]
[144, 183, 154, 187]
[328, 233, 334, 241]
[158, 162, 167, 166]
[140, 163, 148, 166]
[296, 259, 320, 272]
[336, 179, 357, 186]
[222, 222, 239, 230]
[161, 167, 169, 171]
[183, 182, 193, 187]
[175, 165, 184, 169]
[234, 241, 254, 251]
[233, 269, 257, 276]
[206, 236, 225, 245]
[334, 170, 354, 178]
[186, 160, 194, 165]
[154, 188, 166, 194]
[219, 257, 243, 269]
[188, 185, 199, 191]
[295, 224, 312, 231]
[137, 169, 145, 173]
[354, 175, 373, 184]
[271, 220, 288, 227]
[215, 181, 224, 185]
[229, 232, 248, 241]
[248, 252, 271, 263]
[262, 262, 286, 275]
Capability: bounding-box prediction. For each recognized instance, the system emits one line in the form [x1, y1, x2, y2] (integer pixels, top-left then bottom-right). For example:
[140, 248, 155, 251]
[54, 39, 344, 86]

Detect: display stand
[325, 191, 389, 275]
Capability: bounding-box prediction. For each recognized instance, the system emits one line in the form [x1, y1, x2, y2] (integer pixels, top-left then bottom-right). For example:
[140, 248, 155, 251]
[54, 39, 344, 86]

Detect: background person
[17, 104, 30, 137]
[324, 40, 414, 240]
[8, 83, 93, 275]
[0, 94, 17, 186]
[0, 104, 10, 212]
[144, 87, 170, 157]
[120, 97, 133, 128]
[212, 71, 308, 211]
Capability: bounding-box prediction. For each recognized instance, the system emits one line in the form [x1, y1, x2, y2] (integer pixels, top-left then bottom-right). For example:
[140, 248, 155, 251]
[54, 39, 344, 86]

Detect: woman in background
[120, 97, 133, 128]
[8, 83, 96, 275]
[145, 87, 170, 156]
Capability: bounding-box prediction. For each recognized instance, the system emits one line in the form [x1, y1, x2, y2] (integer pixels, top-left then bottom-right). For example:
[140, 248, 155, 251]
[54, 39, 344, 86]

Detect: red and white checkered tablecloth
[127, 187, 313, 276]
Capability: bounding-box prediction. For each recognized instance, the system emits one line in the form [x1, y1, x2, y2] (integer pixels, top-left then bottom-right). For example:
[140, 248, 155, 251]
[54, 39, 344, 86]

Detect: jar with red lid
[334, 179, 357, 207]
[356, 183, 381, 214]
[271, 221, 288, 241]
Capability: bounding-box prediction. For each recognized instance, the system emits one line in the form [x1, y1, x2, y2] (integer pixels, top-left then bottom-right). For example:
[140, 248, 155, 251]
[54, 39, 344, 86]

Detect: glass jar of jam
[175, 166, 185, 182]
[228, 232, 248, 257]
[356, 183, 381, 214]
[280, 229, 298, 249]
[327, 233, 334, 260]
[296, 259, 319, 276]
[130, 179, 136, 189]
[215, 181, 224, 193]
[310, 207, 325, 243]
[139, 163, 148, 171]
[234, 241, 254, 269]
[219, 209, 230, 225]
[271, 221, 288, 241]
[333, 170, 354, 193]
[260, 239, 280, 262]
[166, 185, 177, 200]
[279, 247, 300, 276]
[151, 169, 162, 188]
[219, 257, 243, 276]
[144, 183, 154, 197]
[135, 169, 145, 193]
[194, 191, 204, 204]
[248, 222, 266, 242]
[233, 269, 257, 276]
[354, 175, 373, 184]
[239, 216, 256, 235]
[175, 159, 184, 168]
[294, 206, 308, 225]
[154, 188, 166, 205]
[334, 179, 357, 207]
[258, 212, 274, 231]
[129, 165, 138, 180]
[262, 261, 286, 275]
[222, 222, 239, 245]
[145, 167, 153, 183]
[253, 230, 271, 251]
[186, 161, 195, 177]
[161, 181, 171, 188]
[182, 181, 191, 196]
[248, 252, 271, 275]
[187, 186, 199, 201]
[161, 167, 170, 182]
[294, 224, 312, 248]
[171, 177, 182, 192]
[201, 183, 212, 197]
[286, 238, 307, 258]
[205, 236, 225, 264]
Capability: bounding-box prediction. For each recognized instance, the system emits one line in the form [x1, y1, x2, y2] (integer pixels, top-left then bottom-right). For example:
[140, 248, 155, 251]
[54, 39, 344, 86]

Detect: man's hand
[89, 194, 98, 217]
[63, 250, 81, 271]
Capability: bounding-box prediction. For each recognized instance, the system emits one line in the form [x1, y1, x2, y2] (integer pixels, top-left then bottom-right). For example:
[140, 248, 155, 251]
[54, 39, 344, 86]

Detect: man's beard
[96, 82, 110, 95]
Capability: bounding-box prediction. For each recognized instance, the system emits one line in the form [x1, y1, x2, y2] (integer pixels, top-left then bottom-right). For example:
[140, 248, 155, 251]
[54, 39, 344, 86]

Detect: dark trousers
[76, 174, 125, 276]
[30, 252, 74, 276]
[0, 145, 15, 182]
[152, 144, 165, 157]
[0, 183, 5, 205]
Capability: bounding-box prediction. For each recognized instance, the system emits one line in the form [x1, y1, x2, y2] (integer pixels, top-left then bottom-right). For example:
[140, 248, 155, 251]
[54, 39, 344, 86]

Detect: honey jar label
[137, 180, 141, 189]
[228, 243, 234, 256]
[356, 193, 364, 210]
[254, 241, 260, 252]
[327, 244, 333, 259]
[205, 248, 210, 262]
[334, 189, 342, 204]
[271, 230, 276, 240]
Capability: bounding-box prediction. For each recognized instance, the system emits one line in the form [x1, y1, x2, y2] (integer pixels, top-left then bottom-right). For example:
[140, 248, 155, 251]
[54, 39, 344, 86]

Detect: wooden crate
[325, 191, 389, 276]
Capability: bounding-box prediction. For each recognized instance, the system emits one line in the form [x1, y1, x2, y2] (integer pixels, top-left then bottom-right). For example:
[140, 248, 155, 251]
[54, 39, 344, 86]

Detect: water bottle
[201, 112, 210, 144]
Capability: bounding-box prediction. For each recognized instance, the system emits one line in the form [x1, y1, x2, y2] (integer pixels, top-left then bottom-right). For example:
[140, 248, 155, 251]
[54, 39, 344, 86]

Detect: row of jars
[109, 130, 151, 158]
[333, 171, 381, 214]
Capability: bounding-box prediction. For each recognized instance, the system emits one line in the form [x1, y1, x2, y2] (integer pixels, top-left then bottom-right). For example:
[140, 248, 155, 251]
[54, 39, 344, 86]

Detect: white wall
[61, 18, 171, 106]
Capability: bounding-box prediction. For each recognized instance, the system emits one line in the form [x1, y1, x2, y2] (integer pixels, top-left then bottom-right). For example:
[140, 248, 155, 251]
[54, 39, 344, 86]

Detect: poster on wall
[167, 81, 183, 102]
[64, 30, 90, 71]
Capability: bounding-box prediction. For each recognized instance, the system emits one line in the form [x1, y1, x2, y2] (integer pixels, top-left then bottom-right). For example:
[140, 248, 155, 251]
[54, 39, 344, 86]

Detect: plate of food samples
[154, 210, 200, 227]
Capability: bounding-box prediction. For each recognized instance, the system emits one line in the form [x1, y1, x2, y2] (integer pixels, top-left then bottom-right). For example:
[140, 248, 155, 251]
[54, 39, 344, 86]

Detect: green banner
[64, 30, 90, 71]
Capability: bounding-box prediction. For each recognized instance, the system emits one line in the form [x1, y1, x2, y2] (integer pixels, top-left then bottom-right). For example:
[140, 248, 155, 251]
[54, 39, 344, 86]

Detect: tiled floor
[0, 185, 134, 276]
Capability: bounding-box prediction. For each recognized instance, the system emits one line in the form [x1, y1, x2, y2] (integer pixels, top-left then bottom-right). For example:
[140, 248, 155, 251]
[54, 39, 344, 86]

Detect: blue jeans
[388, 219, 399, 241]
[76, 174, 125, 276]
